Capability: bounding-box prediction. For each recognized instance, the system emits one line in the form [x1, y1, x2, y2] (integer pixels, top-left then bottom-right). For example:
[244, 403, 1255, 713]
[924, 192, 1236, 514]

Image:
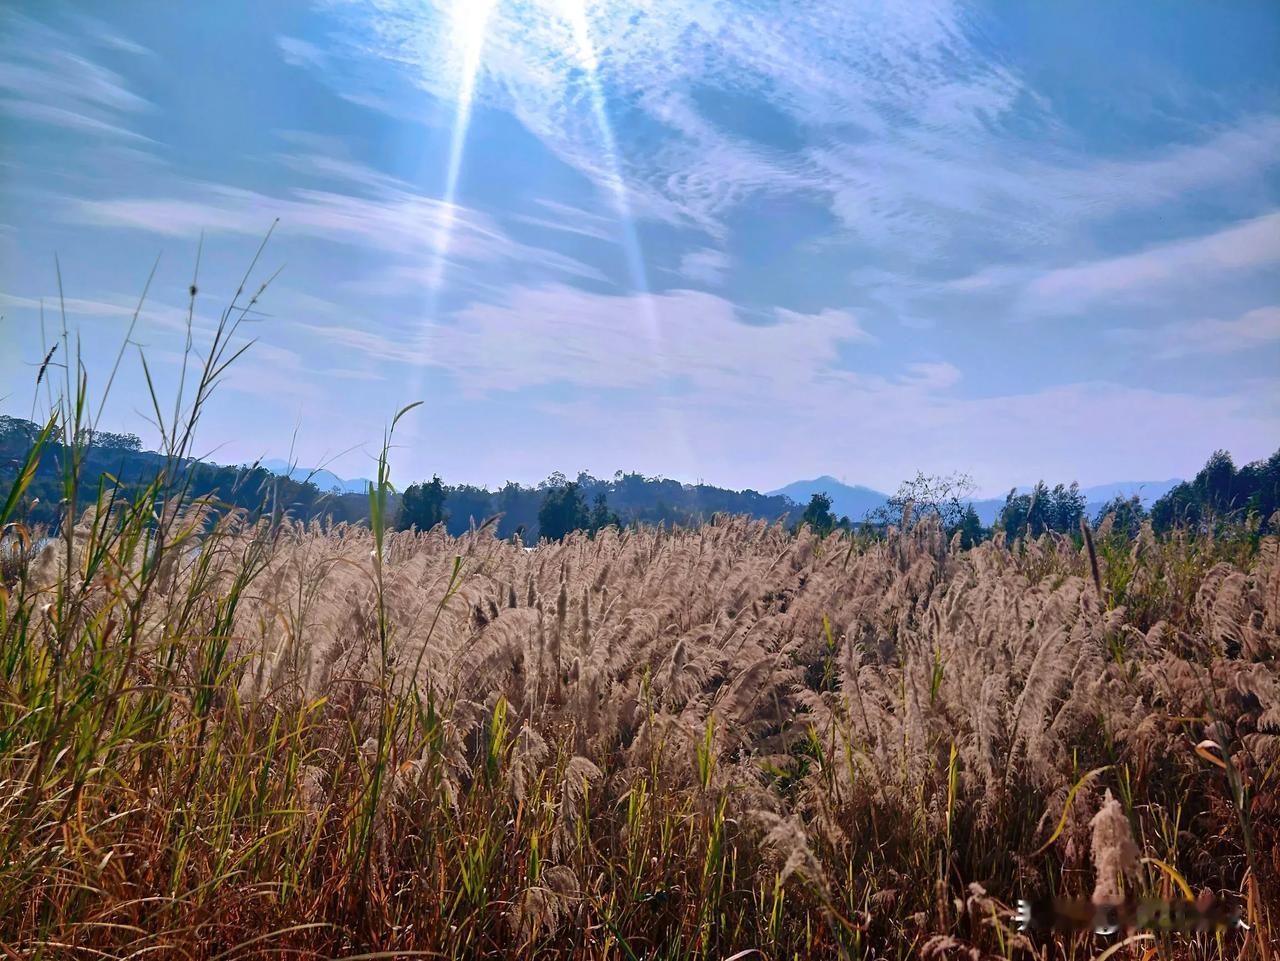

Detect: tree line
[395, 470, 794, 541]
[4, 413, 1275, 544]
[0, 415, 370, 530]
[819, 448, 1279, 545]
[398, 446, 1279, 544]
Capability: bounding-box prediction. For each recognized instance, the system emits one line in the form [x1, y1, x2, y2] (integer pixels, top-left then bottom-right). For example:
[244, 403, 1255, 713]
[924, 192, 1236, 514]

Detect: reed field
[0, 291, 1276, 959]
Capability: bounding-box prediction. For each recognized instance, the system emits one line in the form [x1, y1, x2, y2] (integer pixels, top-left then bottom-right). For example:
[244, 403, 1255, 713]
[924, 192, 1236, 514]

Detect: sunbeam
[407, 0, 499, 408]
[561, 0, 696, 472]
[428, 0, 498, 295]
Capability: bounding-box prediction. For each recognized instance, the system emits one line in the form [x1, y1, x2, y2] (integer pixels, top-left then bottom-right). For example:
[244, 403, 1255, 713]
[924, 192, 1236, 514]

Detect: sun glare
[408, 0, 499, 405]
[427, 0, 499, 294]
[414, 0, 692, 470]
[560, 0, 696, 471]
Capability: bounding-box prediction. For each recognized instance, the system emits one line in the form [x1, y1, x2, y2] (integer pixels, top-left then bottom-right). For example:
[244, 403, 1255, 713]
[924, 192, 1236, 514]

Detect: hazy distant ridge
[257, 459, 371, 495]
[768, 475, 1183, 525]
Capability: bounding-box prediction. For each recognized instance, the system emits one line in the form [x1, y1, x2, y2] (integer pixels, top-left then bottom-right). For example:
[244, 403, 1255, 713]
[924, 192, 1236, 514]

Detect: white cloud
[287, 283, 881, 402]
[0, 290, 200, 335]
[510, 199, 621, 243]
[943, 211, 1280, 317]
[1123, 305, 1280, 360]
[408, 284, 875, 397]
[0, 15, 152, 142]
[899, 361, 961, 391]
[315, 0, 1023, 233]
[316, 2, 1280, 262]
[70, 163, 607, 287]
[144, 324, 326, 405]
[0, 100, 154, 143]
[0, 51, 149, 115]
[1022, 211, 1280, 314]
[816, 114, 1280, 256]
[0, 291, 133, 317]
[277, 36, 328, 71]
[290, 319, 418, 366]
[67, 11, 153, 57]
[677, 248, 730, 285]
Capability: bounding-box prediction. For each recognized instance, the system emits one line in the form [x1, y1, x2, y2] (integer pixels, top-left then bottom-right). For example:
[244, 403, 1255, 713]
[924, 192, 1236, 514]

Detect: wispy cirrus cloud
[1023, 211, 1280, 313]
[313, 0, 1018, 236]
[509, 199, 620, 243]
[64, 10, 154, 57]
[0, 10, 152, 142]
[0, 100, 154, 143]
[948, 210, 1280, 317]
[1110, 305, 1280, 361]
[677, 248, 730, 286]
[812, 113, 1280, 257]
[334, 283, 879, 398]
[0, 291, 137, 317]
[310, 1, 1280, 265]
[68, 155, 608, 288]
[277, 36, 328, 72]
[289, 318, 416, 367]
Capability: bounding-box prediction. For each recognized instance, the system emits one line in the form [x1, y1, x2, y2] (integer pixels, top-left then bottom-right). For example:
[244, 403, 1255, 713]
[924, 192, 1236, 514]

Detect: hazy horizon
[2, 1, 1277, 495]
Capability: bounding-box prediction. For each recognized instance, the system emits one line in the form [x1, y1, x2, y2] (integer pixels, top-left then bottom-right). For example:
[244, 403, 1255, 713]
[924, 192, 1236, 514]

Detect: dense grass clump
[0, 265, 1276, 959]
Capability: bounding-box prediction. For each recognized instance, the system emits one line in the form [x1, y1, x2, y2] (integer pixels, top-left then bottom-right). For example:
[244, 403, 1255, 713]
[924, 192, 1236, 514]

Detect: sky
[1, 0, 1277, 495]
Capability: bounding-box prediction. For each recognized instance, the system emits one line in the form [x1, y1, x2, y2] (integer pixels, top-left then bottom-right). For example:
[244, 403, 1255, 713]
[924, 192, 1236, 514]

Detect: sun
[426, 0, 499, 294]
[448, 0, 496, 71]
[404, 0, 500, 407]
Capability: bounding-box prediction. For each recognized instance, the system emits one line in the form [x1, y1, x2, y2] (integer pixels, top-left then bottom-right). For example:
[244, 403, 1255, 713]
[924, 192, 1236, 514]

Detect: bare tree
[868, 471, 976, 531]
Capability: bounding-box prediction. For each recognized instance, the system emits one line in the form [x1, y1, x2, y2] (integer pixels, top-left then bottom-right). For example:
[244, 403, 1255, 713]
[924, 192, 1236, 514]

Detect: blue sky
[1, 1, 1277, 494]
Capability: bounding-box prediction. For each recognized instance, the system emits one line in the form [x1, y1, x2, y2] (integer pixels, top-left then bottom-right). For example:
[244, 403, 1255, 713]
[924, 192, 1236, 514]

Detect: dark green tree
[398, 474, 448, 531]
[999, 482, 1042, 537]
[1151, 482, 1194, 531]
[1046, 482, 1087, 533]
[76, 428, 142, 452]
[956, 504, 987, 548]
[1152, 447, 1280, 533]
[1094, 494, 1147, 539]
[999, 481, 1087, 537]
[444, 484, 495, 535]
[1241, 449, 1280, 523]
[495, 480, 537, 541]
[800, 492, 837, 535]
[538, 480, 590, 541]
[1198, 449, 1237, 513]
[587, 493, 621, 535]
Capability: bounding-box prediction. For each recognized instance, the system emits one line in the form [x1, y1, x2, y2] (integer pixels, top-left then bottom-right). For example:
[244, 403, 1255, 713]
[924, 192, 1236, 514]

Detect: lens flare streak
[428, 0, 499, 295]
[410, 0, 498, 406]
[562, 0, 695, 470]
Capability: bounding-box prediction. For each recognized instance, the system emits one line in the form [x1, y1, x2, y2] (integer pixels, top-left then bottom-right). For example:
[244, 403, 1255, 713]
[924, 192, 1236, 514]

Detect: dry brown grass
[3, 497, 1276, 959]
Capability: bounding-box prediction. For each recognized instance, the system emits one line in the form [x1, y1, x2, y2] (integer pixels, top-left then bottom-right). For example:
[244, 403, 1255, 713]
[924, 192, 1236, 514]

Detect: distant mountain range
[1072, 480, 1184, 505]
[768, 477, 890, 520]
[768, 475, 1183, 525]
[257, 459, 371, 495]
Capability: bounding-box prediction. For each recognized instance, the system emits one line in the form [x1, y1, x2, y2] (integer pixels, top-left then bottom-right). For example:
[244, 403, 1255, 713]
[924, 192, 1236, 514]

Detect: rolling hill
[257, 459, 372, 495]
[767, 477, 891, 520]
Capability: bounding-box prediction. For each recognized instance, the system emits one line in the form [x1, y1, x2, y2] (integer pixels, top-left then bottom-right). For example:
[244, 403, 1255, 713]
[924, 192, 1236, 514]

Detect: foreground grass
[3, 479, 1277, 958]
[1, 263, 1276, 959]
